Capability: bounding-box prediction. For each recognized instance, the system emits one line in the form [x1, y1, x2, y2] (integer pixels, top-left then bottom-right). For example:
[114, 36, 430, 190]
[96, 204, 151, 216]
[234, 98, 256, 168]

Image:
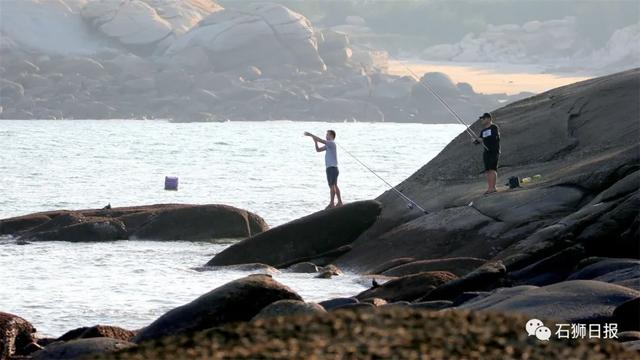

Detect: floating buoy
[165, 176, 178, 191]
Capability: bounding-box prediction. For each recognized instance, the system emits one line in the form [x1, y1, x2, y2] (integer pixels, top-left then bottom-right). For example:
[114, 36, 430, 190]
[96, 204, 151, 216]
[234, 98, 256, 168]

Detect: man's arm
[304, 132, 327, 144]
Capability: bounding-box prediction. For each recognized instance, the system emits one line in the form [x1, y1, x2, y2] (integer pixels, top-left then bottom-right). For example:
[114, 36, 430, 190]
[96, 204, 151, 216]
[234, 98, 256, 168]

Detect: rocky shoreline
[2, 68, 639, 358]
[0, 1, 531, 123]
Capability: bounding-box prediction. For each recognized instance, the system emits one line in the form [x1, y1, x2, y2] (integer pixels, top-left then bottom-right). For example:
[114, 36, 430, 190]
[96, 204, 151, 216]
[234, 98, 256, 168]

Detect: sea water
[0, 120, 464, 336]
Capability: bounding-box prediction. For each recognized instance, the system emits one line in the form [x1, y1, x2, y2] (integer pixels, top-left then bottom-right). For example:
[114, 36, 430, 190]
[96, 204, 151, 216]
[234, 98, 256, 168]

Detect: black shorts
[326, 167, 339, 186]
[483, 152, 499, 171]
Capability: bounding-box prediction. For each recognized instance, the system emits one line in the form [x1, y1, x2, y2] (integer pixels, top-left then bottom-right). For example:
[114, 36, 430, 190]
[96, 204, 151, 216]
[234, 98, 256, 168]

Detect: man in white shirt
[304, 130, 343, 208]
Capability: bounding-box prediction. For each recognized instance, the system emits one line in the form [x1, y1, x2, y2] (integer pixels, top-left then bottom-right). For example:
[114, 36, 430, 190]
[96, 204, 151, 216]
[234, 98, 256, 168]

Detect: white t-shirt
[325, 140, 338, 168]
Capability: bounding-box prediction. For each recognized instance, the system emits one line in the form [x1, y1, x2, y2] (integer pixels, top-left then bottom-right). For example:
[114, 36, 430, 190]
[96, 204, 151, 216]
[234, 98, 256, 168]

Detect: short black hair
[327, 130, 336, 139]
[481, 112, 492, 120]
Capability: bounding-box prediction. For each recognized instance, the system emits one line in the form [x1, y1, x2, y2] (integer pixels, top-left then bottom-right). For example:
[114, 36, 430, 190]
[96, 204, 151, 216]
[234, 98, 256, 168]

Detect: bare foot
[325, 204, 335, 209]
[336, 202, 343, 207]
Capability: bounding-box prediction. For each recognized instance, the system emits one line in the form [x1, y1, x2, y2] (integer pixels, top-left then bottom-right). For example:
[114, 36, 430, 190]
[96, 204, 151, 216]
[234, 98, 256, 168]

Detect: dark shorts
[483, 152, 499, 171]
[326, 166, 339, 186]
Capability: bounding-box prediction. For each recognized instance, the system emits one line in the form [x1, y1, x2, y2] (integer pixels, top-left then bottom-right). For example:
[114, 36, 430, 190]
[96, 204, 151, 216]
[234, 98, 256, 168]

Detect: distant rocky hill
[0, 0, 529, 122]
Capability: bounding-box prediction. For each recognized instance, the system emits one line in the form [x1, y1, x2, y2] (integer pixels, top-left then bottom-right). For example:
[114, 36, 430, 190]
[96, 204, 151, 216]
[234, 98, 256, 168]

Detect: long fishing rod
[393, 60, 490, 151]
[336, 142, 428, 214]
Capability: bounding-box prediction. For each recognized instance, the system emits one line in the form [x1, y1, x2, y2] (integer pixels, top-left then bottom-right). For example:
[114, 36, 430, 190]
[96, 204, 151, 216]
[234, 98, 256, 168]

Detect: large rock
[207, 200, 381, 267]
[133, 274, 302, 343]
[31, 338, 135, 360]
[130, 204, 267, 240]
[252, 300, 326, 321]
[421, 261, 507, 302]
[57, 325, 136, 342]
[335, 68, 640, 272]
[381, 257, 486, 277]
[457, 280, 640, 323]
[96, 308, 637, 360]
[568, 258, 640, 290]
[0, 312, 37, 359]
[613, 297, 640, 331]
[165, 3, 325, 72]
[356, 271, 457, 302]
[1, 204, 268, 242]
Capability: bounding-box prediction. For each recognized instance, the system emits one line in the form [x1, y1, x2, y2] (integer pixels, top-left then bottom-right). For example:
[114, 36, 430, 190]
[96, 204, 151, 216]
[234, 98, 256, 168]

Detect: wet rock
[285, 262, 319, 273]
[252, 300, 326, 320]
[21, 218, 127, 242]
[0, 214, 51, 235]
[612, 297, 640, 331]
[57, 325, 136, 342]
[207, 200, 381, 267]
[421, 261, 507, 301]
[131, 204, 268, 240]
[315, 264, 342, 279]
[133, 274, 302, 343]
[318, 298, 358, 311]
[0, 312, 37, 359]
[198, 263, 280, 275]
[457, 280, 639, 323]
[382, 257, 486, 277]
[32, 338, 135, 360]
[357, 271, 457, 302]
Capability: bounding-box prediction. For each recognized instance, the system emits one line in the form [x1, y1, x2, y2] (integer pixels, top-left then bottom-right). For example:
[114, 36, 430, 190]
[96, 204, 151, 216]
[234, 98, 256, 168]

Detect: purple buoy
[164, 176, 178, 191]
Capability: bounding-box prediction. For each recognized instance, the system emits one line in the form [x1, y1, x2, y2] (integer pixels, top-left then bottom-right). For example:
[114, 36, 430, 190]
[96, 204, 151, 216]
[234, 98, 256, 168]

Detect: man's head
[326, 130, 336, 140]
[480, 112, 492, 126]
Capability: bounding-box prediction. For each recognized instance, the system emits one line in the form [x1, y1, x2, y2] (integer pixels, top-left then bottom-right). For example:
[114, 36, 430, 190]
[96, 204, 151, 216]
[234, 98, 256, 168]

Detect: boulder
[315, 264, 343, 279]
[285, 262, 319, 273]
[356, 271, 457, 302]
[612, 297, 640, 331]
[31, 338, 135, 360]
[318, 298, 358, 311]
[421, 261, 507, 301]
[199, 263, 280, 275]
[252, 300, 326, 320]
[508, 244, 587, 286]
[57, 325, 136, 342]
[206, 200, 381, 267]
[165, 3, 325, 72]
[335, 69, 640, 273]
[0, 312, 37, 359]
[21, 218, 127, 242]
[568, 258, 640, 290]
[133, 274, 302, 343]
[81, 1, 173, 46]
[1, 204, 268, 242]
[74, 308, 640, 359]
[457, 280, 640, 323]
[130, 204, 267, 240]
[0, 214, 51, 235]
[382, 257, 486, 277]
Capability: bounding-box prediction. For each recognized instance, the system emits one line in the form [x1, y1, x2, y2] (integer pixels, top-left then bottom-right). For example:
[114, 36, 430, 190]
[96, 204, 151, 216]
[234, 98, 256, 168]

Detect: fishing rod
[391, 60, 490, 151]
[336, 142, 428, 214]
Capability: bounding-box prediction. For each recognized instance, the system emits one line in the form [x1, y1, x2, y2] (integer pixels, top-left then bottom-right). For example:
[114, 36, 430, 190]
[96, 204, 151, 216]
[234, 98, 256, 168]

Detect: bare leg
[335, 184, 343, 206]
[328, 186, 336, 208]
[487, 170, 497, 193]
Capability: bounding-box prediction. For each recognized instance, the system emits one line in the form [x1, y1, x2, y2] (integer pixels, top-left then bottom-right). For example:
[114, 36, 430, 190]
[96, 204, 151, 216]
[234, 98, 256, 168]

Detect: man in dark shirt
[474, 112, 500, 194]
